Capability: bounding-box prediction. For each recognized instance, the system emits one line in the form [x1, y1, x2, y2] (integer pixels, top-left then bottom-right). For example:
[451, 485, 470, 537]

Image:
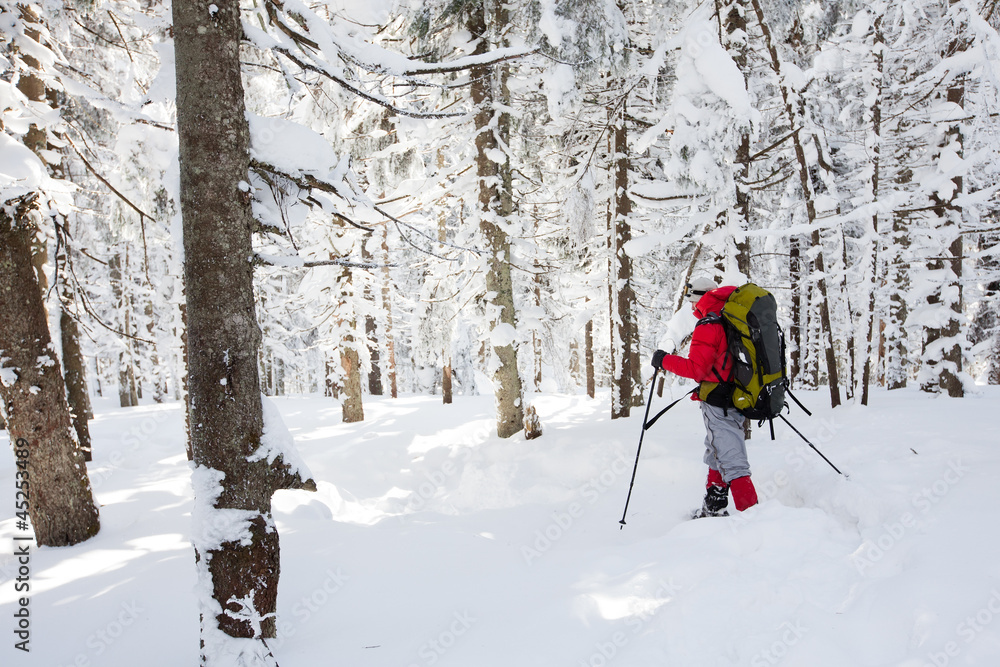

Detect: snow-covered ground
[2, 385, 1000, 666]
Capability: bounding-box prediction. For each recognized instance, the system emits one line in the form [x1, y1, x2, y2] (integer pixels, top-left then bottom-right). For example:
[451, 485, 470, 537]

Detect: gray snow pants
[700, 402, 750, 483]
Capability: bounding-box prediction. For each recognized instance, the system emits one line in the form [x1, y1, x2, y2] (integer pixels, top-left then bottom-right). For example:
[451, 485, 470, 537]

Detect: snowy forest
[3, 0, 1000, 665]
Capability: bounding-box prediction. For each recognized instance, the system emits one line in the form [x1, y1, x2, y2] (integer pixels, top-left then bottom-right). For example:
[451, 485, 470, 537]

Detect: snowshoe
[691, 484, 729, 519]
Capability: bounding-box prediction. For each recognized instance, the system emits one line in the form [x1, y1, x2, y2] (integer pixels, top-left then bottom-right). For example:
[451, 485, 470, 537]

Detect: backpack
[695, 283, 787, 425]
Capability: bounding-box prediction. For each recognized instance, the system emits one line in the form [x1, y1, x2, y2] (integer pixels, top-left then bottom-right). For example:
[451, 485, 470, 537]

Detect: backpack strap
[694, 313, 734, 414]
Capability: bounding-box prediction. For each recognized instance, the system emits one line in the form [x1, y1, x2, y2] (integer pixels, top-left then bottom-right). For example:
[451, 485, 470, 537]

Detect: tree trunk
[325, 359, 337, 398]
[173, 0, 314, 661]
[533, 254, 543, 391]
[585, 317, 596, 399]
[470, 0, 524, 438]
[610, 96, 638, 418]
[789, 236, 803, 384]
[60, 296, 93, 461]
[338, 265, 365, 423]
[362, 241, 383, 396]
[56, 221, 94, 456]
[442, 358, 453, 404]
[920, 17, 965, 398]
[0, 195, 101, 547]
[108, 252, 139, 407]
[839, 228, 856, 401]
[860, 15, 885, 406]
[144, 299, 166, 402]
[340, 341, 365, 423]
[887, 161, 912, 390]
[380, 226, 398, 398]
[751, 0, 841, 407]
[439, 192, 452, 404]
[720, 0, 753, 277]
[365, 311, 382, 395]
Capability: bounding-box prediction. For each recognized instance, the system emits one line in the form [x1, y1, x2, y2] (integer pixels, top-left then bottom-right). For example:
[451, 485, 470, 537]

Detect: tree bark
[56, 219, 94, 457]
[362, 241, 383, 396]
[789, 235, 803, 383]
[887, 163, 912, 390]
[173, 0, 315, 661]
[921, 12, 966, 398]
[720, 0, 753, 277]
[860, 15, 885, 406]
[60, 296, 93, 461]
[610, 96, 638, 418]
[339, 267, 365, 423]
[442, 359, 453, 404]
[380, 226, 398, 398]
[108, 252, 139, 407]
[585, 316, 596, 399]
[0, 195, 101, 547]
[470, 0, 524, 438]
[340, 341, 365, 422]
[751, 0, 841, 407]
[438, 192, 452, 404]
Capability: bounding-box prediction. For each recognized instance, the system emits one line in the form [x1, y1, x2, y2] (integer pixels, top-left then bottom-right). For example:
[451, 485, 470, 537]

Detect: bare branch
[373, 203, 483, 259]
[272, 46, 466, 119]
[249, 159, 376, 232]
[106, 10, 134, 63]
[62, 133, 155, 223]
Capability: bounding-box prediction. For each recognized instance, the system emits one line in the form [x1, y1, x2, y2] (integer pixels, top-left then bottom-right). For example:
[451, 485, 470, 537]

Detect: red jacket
[660, 286, 736, 396]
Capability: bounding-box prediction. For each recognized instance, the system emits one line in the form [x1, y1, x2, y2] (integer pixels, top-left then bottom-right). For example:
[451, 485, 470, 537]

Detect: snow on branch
[250, 396, 317, 492]
[253, 252, 396, 270]
[269, 46, 466, 120]
[252, 0, 536, 119]
[250, 160, 375, 233]
[373, 203, 483, 262]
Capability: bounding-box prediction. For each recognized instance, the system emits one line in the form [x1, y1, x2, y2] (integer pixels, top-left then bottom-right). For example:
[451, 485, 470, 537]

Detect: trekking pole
[778, 414, 846, 477]
[619, 369, 660, 529]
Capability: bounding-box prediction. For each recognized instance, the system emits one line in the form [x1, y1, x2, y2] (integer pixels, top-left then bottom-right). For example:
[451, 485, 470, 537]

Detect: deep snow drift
[2, 385, 1000, 667]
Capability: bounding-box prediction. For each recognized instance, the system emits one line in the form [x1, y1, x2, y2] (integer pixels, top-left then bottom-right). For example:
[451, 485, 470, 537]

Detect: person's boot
[692, 469, 729, 518]
[729, 475, 758, 511]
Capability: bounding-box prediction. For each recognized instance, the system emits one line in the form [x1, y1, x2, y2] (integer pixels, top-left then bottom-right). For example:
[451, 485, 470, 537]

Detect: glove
[651, 349, 667, 370]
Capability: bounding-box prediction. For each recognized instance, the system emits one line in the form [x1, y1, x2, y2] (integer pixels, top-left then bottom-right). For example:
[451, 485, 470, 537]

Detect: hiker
[651, 277, 759, 517]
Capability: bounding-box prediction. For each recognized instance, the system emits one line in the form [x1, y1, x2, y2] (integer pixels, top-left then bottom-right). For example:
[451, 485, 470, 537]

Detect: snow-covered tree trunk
[470, 0, 524, 438]
[919, 11, 966, 398]
[859, 12, 886, 406]
[789, 236, 803, 382]
[585, 317, 596, 399]
[610, 94, 639, 418]
[886, 165, 912, 390]
[60, 285, 93, 461]
[108, 251, 139, 407]
[339, 265, 365, 423]
[364, 280, 383, 397]
[719, 0, 752, 277]
[340, 339, 364, 422]
[0, 195, 101, 547]
[751, 0, 841, 407]
[173, 0, 315, 661]
[0, 3, 100, 546]
[55, 218, 94, 459]
[380, 226, 398, 399]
